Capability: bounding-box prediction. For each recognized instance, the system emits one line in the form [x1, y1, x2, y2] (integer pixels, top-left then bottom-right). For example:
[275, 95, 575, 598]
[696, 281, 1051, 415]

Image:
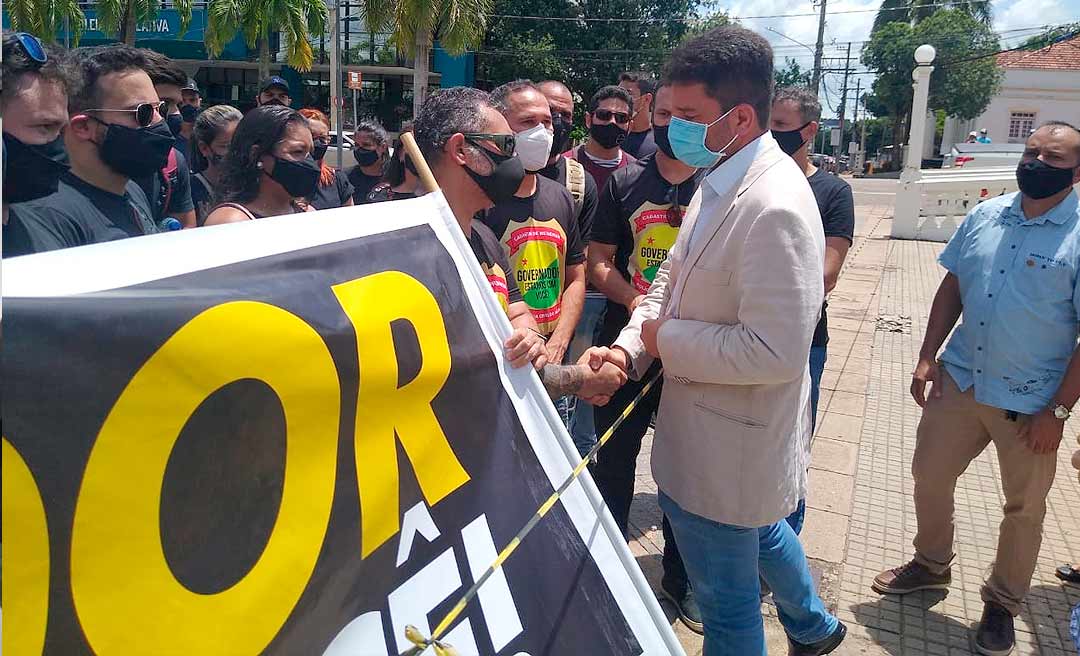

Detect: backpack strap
[564, 157, 586, 217]
[157, 148, 179, 219]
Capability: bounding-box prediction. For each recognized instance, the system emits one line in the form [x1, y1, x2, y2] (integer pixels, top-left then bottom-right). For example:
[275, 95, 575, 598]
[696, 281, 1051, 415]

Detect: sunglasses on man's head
[461, 133, 516, 158]
[15, 32, 47, 64]
[665, 184, 683, 227]
[593, 109, 630, 124]
[84, 101, 169, 128]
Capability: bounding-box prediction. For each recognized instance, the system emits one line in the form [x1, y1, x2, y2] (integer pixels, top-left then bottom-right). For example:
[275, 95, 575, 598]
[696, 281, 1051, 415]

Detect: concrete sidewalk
[626, 207, 1080, 655]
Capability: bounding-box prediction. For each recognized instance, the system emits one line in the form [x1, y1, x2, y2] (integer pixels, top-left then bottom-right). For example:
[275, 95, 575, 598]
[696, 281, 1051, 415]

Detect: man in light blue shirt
[873, 121, 1080, 656]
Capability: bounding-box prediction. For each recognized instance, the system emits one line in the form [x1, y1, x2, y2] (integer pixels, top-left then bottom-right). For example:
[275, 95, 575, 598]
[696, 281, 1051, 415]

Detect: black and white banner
[1, 193, 683, 656]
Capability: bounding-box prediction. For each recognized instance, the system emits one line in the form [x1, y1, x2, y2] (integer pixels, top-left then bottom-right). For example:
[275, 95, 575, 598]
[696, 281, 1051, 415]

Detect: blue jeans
[566, 294, 607, 457]
[786, 345, 828, 535]
[661, 491, 838, 655]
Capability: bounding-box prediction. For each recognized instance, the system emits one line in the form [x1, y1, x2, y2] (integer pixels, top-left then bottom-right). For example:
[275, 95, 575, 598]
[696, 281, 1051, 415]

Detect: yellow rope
[402, 369, 662, 654]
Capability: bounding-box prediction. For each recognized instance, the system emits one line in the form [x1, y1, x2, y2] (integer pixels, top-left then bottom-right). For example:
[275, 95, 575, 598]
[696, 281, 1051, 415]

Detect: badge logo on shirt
[629, 202, 681, 295]
[500, 218, 567, 334]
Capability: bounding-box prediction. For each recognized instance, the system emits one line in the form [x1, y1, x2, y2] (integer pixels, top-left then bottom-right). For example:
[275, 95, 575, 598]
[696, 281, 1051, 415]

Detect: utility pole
[330, 0, 343, 169]
[853, 77, 861, 167]
[811, 0, 828, 95]
[837, 42, 852, 166]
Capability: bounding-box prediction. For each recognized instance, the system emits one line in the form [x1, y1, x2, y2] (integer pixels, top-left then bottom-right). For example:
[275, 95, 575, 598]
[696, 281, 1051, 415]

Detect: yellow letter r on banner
[333, 271, 470, 557]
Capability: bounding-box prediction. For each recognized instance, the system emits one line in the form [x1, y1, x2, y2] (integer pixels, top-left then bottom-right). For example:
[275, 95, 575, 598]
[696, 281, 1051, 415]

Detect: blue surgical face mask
[668, 105, 740, 168]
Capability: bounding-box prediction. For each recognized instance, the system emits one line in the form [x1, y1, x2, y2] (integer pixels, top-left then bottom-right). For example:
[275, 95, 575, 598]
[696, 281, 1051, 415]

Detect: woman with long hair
[204, 105, 319, 225]
[297, 108, 354, 210]
[190, 104, 242, 226]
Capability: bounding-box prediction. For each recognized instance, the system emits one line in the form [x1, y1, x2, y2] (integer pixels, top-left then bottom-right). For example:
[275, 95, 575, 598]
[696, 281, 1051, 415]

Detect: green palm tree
[6, 0, 85, 45]
[362, 0, 492, 119]
[96, 0, 193, 45]
[873, 0, 991, 32]
[205, 0, 328, 78]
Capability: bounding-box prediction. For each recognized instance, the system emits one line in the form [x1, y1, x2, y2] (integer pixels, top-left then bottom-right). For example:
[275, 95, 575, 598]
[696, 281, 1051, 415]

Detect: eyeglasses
[593, 109, 630, 125]
[84, 101, 169, 128]
[665, 184, 683, 227]
[15, 32, 47, 64]
[461, 133, 516, 158]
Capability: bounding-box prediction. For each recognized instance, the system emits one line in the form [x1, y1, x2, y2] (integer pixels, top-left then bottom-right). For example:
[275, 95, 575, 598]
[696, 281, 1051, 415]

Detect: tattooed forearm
[540, 364, 585, 397]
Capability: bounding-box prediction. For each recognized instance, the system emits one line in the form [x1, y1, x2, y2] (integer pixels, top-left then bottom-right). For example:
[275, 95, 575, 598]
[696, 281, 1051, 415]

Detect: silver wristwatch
[1052, 403, 1071, 420]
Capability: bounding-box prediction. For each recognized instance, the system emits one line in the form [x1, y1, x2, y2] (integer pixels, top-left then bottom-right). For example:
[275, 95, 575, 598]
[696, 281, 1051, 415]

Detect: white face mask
[514, 123, 555, 172]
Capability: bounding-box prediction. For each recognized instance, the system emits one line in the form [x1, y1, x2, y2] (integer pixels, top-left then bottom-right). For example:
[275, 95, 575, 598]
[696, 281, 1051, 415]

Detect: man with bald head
[874, 121, 1080, 656]
[538, 79, 605, 455]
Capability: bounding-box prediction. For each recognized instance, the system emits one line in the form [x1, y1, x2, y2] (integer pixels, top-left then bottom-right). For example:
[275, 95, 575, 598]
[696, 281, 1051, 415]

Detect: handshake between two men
[502, 316, 669, 406]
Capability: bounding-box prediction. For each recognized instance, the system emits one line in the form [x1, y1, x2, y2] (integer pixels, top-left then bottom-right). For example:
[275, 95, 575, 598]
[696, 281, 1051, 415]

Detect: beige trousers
[911, 371, 1058, 616]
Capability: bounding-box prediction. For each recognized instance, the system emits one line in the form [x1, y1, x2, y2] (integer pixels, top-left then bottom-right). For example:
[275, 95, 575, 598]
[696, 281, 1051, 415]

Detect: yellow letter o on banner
[2, 438, 51, 656]
[71, 301, 340, 654]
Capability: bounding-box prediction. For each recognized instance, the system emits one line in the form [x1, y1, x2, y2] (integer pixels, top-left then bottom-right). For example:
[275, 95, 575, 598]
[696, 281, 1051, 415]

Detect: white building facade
[940, 36, 1080, 155]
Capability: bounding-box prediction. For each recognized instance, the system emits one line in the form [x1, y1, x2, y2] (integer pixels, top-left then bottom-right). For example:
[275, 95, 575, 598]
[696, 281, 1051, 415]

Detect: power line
[489, 0, 996, 23]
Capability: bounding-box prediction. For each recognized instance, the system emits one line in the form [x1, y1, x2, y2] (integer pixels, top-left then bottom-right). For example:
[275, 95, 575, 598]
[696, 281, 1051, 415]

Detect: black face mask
[95, 119, 176, 179]
[1016, 159, 1077, 200]
[166, 113, 184, 137]
[589, 121, 627, 149]
[464, 146, 526, 206]
[267, 155, 321, 198]
[653, 124, 676, 160]
[354, 147, 380, 167]
[312, 142, 329, 161]
[3, 133, 69, 203]
[550, 115, 572, 157]
[260, 98, 286, 107]
[771, 122, 812, 156]
[180, 104, 199, 123]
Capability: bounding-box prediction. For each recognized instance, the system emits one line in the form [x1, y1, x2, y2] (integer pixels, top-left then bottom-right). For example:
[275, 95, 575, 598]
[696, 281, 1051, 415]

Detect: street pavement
[624, 176, 1080, 655]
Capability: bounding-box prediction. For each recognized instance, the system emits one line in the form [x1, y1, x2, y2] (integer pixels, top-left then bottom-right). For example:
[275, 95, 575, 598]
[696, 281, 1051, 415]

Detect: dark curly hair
[663, 25, 774, 129]
[218, 104, 308, 203]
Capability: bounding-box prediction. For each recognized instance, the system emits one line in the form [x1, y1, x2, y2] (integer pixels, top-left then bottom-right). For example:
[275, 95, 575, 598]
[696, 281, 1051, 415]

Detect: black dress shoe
[660, 581, 703, 634]
[974, 602, 1014, 656]
[789, 621, 847, 656]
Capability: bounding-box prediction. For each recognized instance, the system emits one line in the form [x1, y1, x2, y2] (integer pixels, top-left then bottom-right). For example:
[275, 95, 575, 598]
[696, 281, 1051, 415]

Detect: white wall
[941, 67, 1080, 154]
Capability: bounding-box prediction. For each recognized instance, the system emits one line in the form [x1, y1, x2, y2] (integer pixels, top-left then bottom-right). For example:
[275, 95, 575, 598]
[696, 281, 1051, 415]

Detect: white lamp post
[893, 43, 936, 239]
[901, 44, 936, 182]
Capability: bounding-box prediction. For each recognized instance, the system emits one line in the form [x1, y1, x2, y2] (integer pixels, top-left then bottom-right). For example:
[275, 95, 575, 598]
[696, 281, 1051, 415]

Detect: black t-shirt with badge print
[590, 153, 705, 343]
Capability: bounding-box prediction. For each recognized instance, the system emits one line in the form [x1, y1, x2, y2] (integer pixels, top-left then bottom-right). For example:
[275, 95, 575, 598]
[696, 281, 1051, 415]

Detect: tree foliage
[206, 0, 327, 75]
[97, 0, 192, 45]
[6, 0, 85, 45]
[862, 9, 1002, 123]
[1019, 22, 1080, 50]
[872, 0, 991, 33]
[774, 58, 811, 88]
[478, 0, 710, 105]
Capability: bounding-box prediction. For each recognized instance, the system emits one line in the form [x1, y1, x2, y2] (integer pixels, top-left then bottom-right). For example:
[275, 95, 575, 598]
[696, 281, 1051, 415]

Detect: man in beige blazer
[582, 27, 845, 656]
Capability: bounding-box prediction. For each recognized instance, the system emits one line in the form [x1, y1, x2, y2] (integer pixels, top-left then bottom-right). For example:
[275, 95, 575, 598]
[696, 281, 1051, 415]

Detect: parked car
[942, 142, 1025, 169]
[325, 131, 356, 168]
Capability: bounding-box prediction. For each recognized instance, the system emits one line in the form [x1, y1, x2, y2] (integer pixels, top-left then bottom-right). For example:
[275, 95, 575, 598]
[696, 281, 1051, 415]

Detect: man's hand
[579, 362, 628, 405]
[910, 357, 942, 407]
[628, 294, 645, 313]
[545, 336, 570, 367]
[578, 346, 629, 373]
[1018, 408, 1065, 455]
[504, 328, 549, 370]
[641, 318, 667, 358]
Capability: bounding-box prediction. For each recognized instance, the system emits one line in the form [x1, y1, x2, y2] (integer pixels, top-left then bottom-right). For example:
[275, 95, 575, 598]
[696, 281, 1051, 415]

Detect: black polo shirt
[347, 166, 383, 205]
[3, 170, 157, 256]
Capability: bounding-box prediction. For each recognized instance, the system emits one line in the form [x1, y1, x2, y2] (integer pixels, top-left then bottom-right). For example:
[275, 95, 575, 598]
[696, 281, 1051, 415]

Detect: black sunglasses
[593, 108, 630, 124]
[461, 133, 516, 158]
[664, 184, 683, 227]
[15, 32, 47, 64]
[85, 101, 169, 128]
